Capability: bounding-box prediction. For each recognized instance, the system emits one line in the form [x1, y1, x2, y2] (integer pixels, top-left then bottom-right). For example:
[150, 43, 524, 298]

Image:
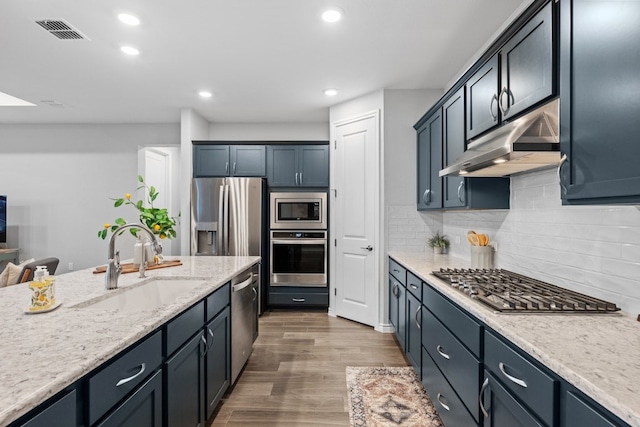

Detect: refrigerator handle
[223, 184, 230, 255]
[217, 185, 225, 255]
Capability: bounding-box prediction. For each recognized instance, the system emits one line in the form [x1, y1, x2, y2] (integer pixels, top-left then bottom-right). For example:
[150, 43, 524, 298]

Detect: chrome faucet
[105, 223, 162, 290]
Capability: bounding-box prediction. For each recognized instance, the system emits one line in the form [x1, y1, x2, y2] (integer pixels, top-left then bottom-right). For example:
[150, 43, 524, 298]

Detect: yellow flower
[159, 233, 166, 239]
[125, 193, 131, 200]
[153, 224, 161, 231]
[104, 223, 110, 229]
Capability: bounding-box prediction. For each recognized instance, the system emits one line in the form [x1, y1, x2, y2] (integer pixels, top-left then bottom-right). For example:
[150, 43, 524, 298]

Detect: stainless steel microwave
[270, 192, 327, 230]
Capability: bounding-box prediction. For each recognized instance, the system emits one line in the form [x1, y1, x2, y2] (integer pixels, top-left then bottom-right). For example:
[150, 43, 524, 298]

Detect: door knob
[360, 245, 373, 251]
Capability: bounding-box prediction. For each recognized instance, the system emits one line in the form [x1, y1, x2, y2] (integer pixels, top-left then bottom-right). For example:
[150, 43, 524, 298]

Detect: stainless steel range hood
[440, 98, 560, 177]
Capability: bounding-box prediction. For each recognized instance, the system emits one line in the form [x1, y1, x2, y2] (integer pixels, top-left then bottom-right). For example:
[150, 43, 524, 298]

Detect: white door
[332, 111, 379, 327]
[142, 148, 173, 255]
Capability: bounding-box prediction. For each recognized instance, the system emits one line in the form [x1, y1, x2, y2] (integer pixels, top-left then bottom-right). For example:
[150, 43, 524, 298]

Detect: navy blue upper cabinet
[466, 55, 500, 140]
[500, 2, 553, 120]
[194, 145, 266, 177]
[416, 109, 443, 210]
[443, 88, 466, 208]
[559, 0, 640, 204]
[267, 144, 329, 188]
[466, 2, 554, 140]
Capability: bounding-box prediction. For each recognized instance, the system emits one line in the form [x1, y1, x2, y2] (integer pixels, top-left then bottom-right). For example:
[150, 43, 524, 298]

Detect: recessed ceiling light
[323, 88, 339, 97]
[199, 91, 212, 98]
[120, 45, 139, 56]
[118, 13, 140, 26]
[322, 8, 343, 23]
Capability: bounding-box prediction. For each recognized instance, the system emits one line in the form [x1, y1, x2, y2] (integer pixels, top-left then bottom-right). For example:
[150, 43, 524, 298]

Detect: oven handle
[271, 239, 327, 245]
[233, 274, 254, 292]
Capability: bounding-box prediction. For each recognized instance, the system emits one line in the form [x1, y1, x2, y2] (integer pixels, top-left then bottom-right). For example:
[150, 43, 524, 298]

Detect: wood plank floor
[209, 310, 409, 426]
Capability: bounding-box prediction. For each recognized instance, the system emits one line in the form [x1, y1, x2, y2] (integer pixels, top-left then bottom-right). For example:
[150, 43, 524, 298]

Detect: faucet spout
[105, 223, 161, 290]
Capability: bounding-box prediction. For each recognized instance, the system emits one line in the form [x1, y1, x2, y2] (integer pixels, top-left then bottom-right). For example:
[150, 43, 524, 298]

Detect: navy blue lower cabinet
[96, 370, 163, 427]
[17, 389, 77, 427]
[405, 291, 422, 375]
[481, 372, 543, 427]
[422, 347, 477, 426]
[205, 306, 231, 419]
[165, 331, 206, 427]
[388, 275, 406, 350]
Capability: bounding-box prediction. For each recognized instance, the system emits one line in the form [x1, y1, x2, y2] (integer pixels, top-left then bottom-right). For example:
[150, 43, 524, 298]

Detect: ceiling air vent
[35, 19, 89, 40]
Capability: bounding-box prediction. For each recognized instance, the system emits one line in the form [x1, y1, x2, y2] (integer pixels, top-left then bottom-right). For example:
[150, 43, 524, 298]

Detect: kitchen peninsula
[0, 255, 259, 426]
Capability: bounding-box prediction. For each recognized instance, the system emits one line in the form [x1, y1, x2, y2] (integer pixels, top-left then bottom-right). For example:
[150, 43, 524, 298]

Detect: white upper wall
[208, 122, 328, 141]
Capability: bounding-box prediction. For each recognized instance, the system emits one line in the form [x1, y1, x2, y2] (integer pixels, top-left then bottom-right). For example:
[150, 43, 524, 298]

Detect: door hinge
[334, 288, 337, 296]
[334, 140, 337, 149]
[333, 188, 337, 197]
[334, 239, 337, 247]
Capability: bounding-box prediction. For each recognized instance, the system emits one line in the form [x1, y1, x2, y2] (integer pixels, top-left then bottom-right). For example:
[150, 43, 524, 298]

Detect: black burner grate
[432, 268, 620, 313]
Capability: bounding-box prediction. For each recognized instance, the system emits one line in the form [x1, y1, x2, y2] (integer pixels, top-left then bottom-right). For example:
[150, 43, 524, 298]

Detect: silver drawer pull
[479, 377, 490, 418]
[409, 284, 418, 290]
[415, 306, 422, 329]
[116, 363, 146, 387]
[436, 393, 450, 411]
[200, 335, 209, 357]
[292, 298, 305, 302]
[499, 362, 528, 388]
[436, 345, 450, 360]
[207, 328, 215, 349]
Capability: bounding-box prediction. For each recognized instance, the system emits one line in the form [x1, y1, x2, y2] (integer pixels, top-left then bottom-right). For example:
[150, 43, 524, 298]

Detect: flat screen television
[0, 195, 6, 244]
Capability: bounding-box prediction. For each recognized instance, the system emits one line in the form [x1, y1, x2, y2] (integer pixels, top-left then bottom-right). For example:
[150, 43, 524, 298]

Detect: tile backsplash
[388, 168, 640, 315]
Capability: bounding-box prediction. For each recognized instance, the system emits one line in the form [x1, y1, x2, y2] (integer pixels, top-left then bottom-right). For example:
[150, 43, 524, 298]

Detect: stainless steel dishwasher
[231, 263, 259, 383]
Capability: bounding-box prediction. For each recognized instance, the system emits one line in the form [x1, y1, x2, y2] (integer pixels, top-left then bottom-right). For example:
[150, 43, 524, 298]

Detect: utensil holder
[470, 246, 493, 269]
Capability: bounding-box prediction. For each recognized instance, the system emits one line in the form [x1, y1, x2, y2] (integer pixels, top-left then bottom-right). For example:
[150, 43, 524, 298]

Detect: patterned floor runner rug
[346, 366, 444, 427]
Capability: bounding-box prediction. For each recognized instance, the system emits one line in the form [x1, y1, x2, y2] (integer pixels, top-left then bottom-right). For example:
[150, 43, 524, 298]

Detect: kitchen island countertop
[390, 250, 640, 427]
[0, 255, 259, 426]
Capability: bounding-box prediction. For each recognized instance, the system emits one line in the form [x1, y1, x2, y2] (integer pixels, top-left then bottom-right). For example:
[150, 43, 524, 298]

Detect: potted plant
[428, 231, 450, 254]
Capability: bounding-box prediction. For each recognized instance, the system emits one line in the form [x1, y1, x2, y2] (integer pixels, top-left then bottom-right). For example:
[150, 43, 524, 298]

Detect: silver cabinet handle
[207, 328, 215, 350]
[116, 363, 146, 387]
[292, 298, 305, 302]
[392, 269, 400, 274]
[233, 162, 237, 174]
[479, 377, 490, 418]
[415, 306, 422, 329]
[225, 161, 229, 174]
[360, 245, 373, 251]
[489, 94, 499, 121]
[299, 172, 303, 184]
[436, 393, 450, 411]
[422, 189, 431, 204]
[409, 284, 418, 290]
[436, 345, 450, 360]
[295, 172, 299, 185]
[558, 153, 568, 197]
[252, 286, 258, 301]
[500, 87, 515, 117]
[200, 335, 208, 357]
[457, 180, 465, 204]
[392, 283, 399, 297]
[499, 362, 528, 388]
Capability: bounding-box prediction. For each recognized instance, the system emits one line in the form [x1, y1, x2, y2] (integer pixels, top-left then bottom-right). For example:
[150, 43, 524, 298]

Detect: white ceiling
[1, 0, 526, 125]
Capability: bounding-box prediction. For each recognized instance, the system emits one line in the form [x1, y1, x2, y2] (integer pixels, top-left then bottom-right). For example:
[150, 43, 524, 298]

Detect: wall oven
[270, 230, 327, 287]
[270, 192, 327, 230]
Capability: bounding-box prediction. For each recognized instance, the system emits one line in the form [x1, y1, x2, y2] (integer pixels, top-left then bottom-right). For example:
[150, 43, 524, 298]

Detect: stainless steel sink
[74, 278, 207, 312]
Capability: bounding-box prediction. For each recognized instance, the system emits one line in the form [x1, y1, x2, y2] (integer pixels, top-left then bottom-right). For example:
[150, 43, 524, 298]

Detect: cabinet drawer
[422, 307, 481, 422]
[207, 282, 230, 321]
[407, 271, 421, 298]
[565, 391, 618, 427]
[88, 331, 162, 425]
[96, 370, 162, 427]
[422, 283, 482, 357]
[165, 301, 205, 356]
[388, 258, 406, 285]
[269, 292, 328, 306]
[20, 389, 76, 427]
[421, 347, 476, 427]
[484, 331, 556, 426]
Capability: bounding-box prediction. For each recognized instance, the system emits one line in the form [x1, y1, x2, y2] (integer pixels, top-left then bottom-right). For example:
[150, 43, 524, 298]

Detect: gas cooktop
[432, 268, 620, 314]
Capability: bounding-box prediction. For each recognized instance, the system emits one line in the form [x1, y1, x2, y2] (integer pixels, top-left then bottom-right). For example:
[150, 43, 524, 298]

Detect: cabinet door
[397, 283, 407, 351]
[405, 291, 421, 375]
[560, 0, 640, 204]
[298, 145, 329, 187]
[230, 145, 266, 177]
[500, 2, 553, 120]
[19, 390, 77, 427]
[416, 110, 443, 210]
[165, 331, 206, 427]
[96, 371, 162, 427]
[388, 276, 399, 333]
[267, 145, 297, 187]
[564, 391, 618, 427]
[466, 55, 500, 139]
[443, 88, 466, 208]
[194, 145, 230, 177]
[205, 307, 231, 419]
[482, 373, 543, 427]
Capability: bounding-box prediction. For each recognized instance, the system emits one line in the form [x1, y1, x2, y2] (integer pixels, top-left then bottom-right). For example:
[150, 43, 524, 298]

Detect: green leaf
[138, 175, 144, 183]
[141, 211, 154, 219]
[115, 217, 126, 225]
[151, 193, 158, 202]
[114, 199, 125, 207]
[99, 229, 107, 239]
[136, 200, 143, 210]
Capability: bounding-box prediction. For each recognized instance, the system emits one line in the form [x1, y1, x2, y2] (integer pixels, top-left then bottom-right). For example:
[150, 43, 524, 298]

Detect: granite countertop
[0, 255, 260, 426]
[389, 251, 640, 427]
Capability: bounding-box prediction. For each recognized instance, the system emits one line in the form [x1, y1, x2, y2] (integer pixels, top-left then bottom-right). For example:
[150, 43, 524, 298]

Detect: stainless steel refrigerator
[191, 177, 265, 383]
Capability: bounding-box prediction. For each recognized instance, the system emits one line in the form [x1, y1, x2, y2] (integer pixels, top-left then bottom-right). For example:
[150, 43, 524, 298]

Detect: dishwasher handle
[233, 274, 254, 292]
